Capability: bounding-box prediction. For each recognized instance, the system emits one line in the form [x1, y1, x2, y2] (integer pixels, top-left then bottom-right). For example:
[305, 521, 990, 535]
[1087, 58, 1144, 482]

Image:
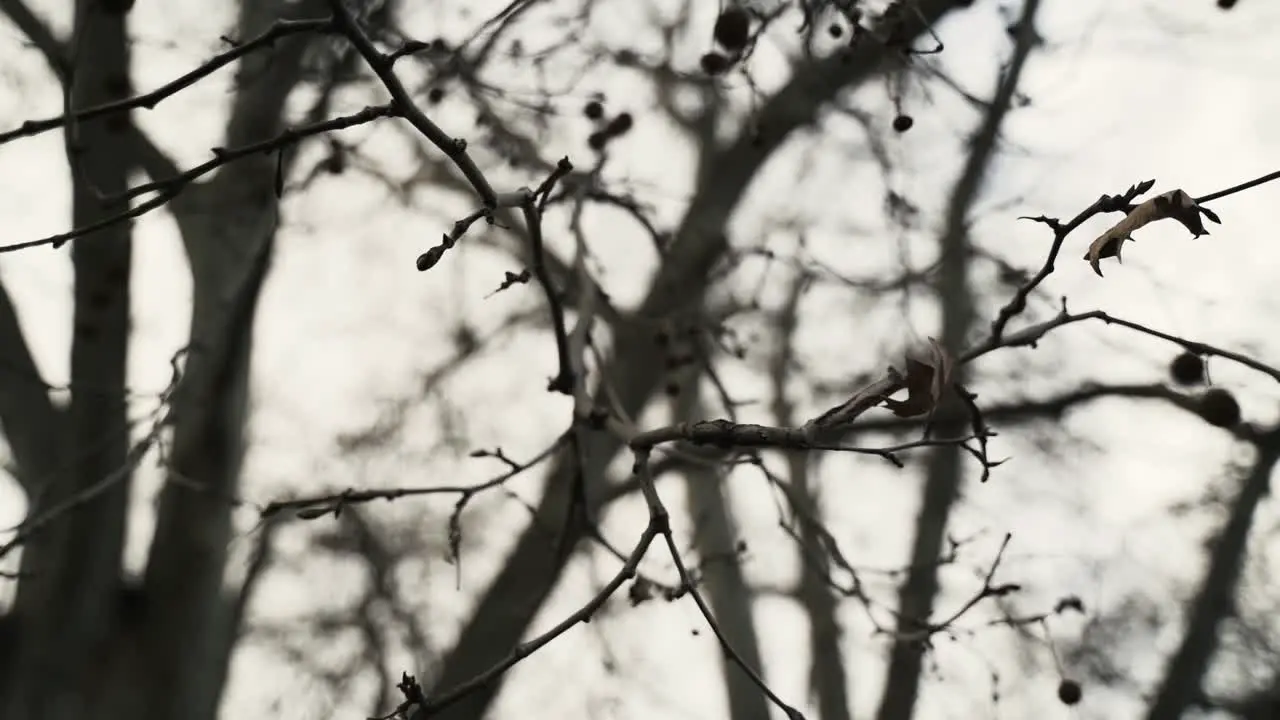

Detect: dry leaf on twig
[1085, 189, 1221, 276]
[883, 337, 953, 418]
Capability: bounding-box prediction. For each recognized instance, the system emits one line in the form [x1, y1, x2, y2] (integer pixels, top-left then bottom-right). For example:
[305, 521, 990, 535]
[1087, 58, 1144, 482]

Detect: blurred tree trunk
[675, 371, 770, 720]
[772, 276, 853, 720]
[773, 276, 853, 720]
[789, 456, 852, 720]
[424, 6, 962, 719]
[875, 3, 1041, 718]
[0, 1, 322, 719]
[1144, 444, 1280, 720]
[4, 1, 135, 717]
[874, 412, 966, 720]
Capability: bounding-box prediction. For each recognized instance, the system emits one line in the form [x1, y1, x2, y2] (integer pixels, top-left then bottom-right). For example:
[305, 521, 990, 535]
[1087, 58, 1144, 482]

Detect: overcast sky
[3, 1, 1280, 718]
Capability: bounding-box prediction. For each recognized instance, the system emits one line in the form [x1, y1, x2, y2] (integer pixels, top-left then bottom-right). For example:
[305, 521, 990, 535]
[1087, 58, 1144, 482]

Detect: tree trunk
[677, 380, 770, 720]
[773, 277, 852, 720]
[4, 1, 135, 716]
[0, 1, 320, 718]
[137, 1, 319, 713]
[1144, 445, 1280, 720]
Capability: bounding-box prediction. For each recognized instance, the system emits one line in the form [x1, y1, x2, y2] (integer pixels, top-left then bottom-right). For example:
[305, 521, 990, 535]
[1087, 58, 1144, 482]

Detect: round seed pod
[700, 52, 732, 75]
[1057, 679, 1082, 706]
[1169, 352, 1205, 386]
[1199, 388, 1241, 428]
[713, 7, 751, 51]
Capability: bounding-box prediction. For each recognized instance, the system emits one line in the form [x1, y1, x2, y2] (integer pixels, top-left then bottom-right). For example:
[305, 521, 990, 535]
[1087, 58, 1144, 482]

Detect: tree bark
[138, 2, 319, 716]
[4, 2, 135, 717]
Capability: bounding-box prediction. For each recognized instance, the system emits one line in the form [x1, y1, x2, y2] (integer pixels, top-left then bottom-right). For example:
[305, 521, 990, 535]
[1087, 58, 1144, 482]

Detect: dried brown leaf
[1085, 189, 1216, 276]
[883, 337, 952, 418]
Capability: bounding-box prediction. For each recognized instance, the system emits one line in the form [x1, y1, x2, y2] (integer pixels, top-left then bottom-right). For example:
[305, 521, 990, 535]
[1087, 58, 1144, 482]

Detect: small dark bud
[892, 114, 914, 132]
[606, 112, 633, 136]
[417, 244, 447, 271]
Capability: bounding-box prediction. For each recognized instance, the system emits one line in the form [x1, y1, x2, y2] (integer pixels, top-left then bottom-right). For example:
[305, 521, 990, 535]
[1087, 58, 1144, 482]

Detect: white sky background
[3, 0, 1280, 718]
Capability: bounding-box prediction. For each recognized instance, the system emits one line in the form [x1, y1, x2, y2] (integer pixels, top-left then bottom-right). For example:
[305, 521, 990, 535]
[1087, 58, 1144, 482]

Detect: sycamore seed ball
[713, 7, 751, 51]
[1169, 352, 1205, 386]
[1057, 679, 1082, 706]
[1199, 388, 1241, 428]
[700, 52, 732, 75]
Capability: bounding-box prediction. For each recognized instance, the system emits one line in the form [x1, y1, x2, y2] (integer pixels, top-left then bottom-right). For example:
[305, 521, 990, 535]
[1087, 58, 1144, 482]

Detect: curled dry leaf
[883, 337, 953, 418]
[1085, 189, 1221, 276]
